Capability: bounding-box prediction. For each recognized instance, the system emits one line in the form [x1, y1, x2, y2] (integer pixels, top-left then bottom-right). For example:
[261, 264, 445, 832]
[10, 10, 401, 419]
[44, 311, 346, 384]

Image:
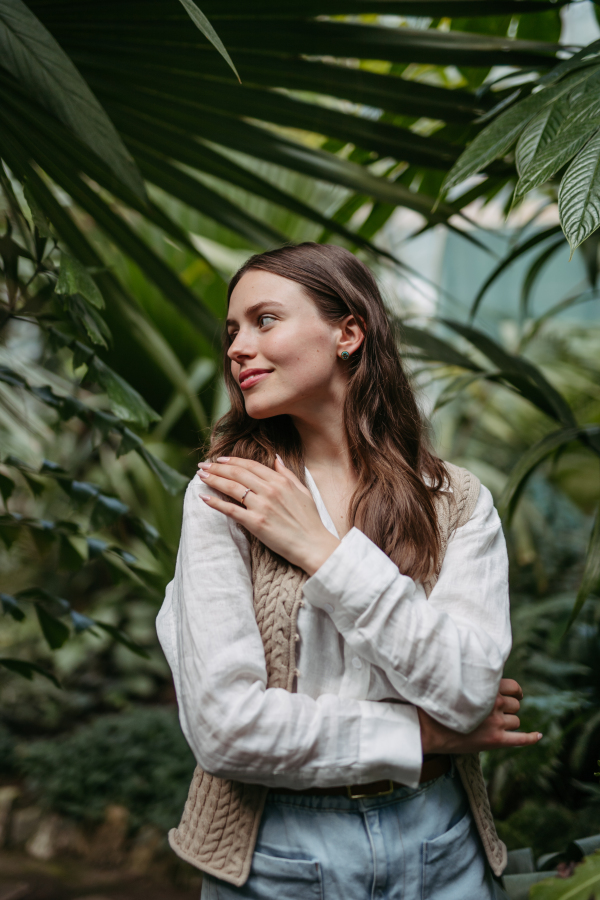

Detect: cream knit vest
[168, 462, 507, 886]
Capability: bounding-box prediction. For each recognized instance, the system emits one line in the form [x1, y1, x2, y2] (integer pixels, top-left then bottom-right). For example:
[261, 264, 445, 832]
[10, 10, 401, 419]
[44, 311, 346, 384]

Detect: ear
[337, 314, 365, 359]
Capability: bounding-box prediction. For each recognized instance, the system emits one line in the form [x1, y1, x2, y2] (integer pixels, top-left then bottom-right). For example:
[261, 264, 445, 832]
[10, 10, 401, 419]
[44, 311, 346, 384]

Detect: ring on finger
[241, 487, 253, 506]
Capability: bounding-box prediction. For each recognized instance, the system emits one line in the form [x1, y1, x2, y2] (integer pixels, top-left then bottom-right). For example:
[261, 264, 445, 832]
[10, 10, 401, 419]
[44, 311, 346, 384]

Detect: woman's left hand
[198, 456, 340, 575]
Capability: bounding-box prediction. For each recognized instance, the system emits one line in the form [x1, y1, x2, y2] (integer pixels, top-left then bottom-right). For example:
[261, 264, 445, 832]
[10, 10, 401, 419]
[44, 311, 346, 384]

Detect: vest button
[324, 603, 334, 614]
[352, 656, 362, 669]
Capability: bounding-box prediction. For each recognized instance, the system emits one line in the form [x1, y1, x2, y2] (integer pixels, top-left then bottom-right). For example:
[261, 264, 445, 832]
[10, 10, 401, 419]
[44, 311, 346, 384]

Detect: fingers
[199, 489, 248, 523]
[502, 713, 521, 732]
[214, 456, 278, 483]
[498, 730, 542, 748]
[198, 463, 264, 503]
[274, 456, 312, 497]
[499, 678, 523, 701]
[497, 695, 520, 715]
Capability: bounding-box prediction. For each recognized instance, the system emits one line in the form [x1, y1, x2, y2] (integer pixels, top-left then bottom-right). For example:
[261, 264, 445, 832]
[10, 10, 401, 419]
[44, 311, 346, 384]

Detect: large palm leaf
[1, 1, 567, 352]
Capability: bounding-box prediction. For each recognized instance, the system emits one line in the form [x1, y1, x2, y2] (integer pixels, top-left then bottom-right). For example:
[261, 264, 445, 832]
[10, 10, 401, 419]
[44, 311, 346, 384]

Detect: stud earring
[340, 350, 350, 360]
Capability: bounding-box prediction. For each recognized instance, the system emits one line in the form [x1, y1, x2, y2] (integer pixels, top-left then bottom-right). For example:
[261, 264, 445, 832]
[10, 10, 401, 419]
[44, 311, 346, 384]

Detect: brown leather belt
[271, 755, 450, 800]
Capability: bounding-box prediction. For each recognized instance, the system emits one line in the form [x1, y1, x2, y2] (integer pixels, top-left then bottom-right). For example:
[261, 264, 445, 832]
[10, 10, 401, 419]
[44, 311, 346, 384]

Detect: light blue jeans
[201, 764, 505, 899]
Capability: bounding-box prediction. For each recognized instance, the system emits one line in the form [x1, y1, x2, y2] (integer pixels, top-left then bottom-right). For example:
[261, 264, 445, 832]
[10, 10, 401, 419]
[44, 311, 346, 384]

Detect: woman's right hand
[418, 678, 542, 755]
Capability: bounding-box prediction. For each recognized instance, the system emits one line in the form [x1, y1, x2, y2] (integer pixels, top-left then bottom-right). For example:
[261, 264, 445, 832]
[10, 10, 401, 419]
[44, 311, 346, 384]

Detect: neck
[291, 403, 353, 477]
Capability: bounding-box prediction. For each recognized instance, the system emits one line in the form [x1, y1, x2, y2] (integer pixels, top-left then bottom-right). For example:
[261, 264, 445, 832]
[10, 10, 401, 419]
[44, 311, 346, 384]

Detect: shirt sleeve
[302, 485, 511, 733]
[156, 475, 424, 789]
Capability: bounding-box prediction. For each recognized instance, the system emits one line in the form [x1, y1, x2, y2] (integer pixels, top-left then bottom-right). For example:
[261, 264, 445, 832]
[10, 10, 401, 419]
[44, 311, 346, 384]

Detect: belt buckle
[346, 780, 394, 800]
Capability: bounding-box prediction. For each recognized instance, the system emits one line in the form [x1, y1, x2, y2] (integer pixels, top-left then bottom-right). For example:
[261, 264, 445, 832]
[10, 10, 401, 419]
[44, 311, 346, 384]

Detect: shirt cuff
[358, 701, 423, 788]
[303, 527, 415, 628]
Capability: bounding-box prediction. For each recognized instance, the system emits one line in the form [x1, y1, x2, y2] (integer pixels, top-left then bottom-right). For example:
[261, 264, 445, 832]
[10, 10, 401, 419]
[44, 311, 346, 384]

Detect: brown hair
[209, 242, 448, 582]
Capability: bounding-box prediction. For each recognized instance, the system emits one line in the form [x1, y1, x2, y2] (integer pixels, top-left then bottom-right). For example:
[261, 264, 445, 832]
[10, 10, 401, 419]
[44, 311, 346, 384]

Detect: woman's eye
[228, 331, 238, 342]
[259, 315, 276, 328]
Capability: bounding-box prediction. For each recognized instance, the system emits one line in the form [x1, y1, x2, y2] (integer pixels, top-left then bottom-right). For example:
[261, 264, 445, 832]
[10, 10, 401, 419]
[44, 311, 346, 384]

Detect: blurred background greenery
[1, 1, 600, 896]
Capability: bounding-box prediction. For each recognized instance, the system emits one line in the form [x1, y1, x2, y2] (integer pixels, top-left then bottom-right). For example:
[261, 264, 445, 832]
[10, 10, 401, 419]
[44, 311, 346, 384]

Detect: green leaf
[18, 587, 70, 614]
[35, 603, 70, 650]
[469, 225, 563, 320]
[59, 479, 100, 506]
[118, 301, 208, 432]
[398, 323, 481, 372]
[559, 127, 600, 253]
[64, 295, 111, 348]
[22, 473, 45, 498]
[519, 236, 565, 320]
[442, 70, 595, 195]
[442, 319, 577, 427]
[530, 849, 600, 899]
[23, 178, 50, 237]
[56, 252, 105, 309]
[537, 38, 600, 89]
[87, 537, 109, 558]
[69, 610, 96, 633]
[515, 122, 600, 203]
[0, 0, 145, 201]
[177, 0, 240, 83]
[136, 446, 189, 495]
[88, 356, 160, 428]
[58, 534, 84, 571]
[0, 472, 14, 506]
[515, 97, 570, 176]
[516, 9, 561, 43]
[433, 372, 488, 412]
[90, 494, 130, 530]
[565, 506, 600, 631]
[499, 425, 600, 522]
[1, 592, 25, 621]
[94, 621, 150, 659]
[0, 658, 60, 687]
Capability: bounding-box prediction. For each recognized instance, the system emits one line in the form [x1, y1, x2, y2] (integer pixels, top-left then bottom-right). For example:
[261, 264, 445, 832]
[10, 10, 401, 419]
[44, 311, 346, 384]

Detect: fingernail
[538, 733, 543, 740]
[200, 494, 211, 502]
[198, 462, 211, 469]
[199, 470, 209, 479]
[276, 453, 284, 465]
[217, 456, 230, 462]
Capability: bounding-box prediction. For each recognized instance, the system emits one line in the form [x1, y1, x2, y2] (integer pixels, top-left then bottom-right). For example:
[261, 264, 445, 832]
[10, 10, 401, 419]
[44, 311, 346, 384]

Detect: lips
[239, 368, 273, 391]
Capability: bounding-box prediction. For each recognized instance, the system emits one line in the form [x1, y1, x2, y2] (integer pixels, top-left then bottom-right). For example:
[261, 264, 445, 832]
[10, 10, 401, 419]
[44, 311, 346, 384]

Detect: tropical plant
[443, 35, 600, 256]
[531, 850, 600, 899]
[0, 189, 190, 683]
[400, 312, 600, 626]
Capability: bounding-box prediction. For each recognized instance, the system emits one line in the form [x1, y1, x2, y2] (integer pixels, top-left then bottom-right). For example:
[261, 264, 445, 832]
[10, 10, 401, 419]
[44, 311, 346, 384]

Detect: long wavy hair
[209, 242, 448, 582]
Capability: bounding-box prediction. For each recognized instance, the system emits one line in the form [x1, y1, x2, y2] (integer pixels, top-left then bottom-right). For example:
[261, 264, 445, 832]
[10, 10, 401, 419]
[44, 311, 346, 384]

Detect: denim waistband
[266, 763, 455, 813]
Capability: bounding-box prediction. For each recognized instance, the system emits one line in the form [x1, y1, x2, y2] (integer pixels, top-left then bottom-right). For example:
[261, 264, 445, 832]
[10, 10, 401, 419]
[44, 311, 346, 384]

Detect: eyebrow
[226, 299, 286, 329]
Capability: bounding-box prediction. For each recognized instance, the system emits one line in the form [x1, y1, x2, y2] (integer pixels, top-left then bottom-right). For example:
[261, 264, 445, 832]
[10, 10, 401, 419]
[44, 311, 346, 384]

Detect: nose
[227, 328, 256, 365]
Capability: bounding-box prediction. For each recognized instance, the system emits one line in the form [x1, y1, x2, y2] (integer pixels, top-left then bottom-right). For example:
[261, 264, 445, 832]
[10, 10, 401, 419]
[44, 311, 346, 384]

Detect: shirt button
[324, 603, 334, 614]
[352, 656, 362, 669]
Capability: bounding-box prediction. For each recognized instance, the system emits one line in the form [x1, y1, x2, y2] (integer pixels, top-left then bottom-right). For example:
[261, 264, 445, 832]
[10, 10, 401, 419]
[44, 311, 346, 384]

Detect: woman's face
[227, 269, 362, 421]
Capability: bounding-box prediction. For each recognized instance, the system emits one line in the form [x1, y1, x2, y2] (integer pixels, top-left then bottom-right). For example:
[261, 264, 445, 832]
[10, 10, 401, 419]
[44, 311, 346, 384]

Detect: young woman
[157, 243, 541, 900]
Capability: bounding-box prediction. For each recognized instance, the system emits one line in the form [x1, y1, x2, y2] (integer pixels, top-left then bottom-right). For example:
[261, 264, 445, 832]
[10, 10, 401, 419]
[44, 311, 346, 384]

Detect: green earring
[340, 350, 350, 360]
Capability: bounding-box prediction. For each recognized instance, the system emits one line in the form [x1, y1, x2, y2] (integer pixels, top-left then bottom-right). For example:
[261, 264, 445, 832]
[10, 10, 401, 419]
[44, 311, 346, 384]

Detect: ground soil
[0, 851, 202, 900]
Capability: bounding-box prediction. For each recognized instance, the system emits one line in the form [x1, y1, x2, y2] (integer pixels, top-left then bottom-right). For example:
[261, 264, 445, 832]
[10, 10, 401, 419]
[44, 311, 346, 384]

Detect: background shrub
[19, 707, 194, 832]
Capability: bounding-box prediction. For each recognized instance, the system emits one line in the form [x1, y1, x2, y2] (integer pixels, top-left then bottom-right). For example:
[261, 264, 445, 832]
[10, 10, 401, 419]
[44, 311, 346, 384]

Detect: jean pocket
[422, 808, 489, 900]
[207, 846, 323, 900]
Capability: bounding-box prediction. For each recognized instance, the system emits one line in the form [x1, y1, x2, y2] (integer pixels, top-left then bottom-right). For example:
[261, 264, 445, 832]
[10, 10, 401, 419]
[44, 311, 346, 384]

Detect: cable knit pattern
[168, 463, 506, 885]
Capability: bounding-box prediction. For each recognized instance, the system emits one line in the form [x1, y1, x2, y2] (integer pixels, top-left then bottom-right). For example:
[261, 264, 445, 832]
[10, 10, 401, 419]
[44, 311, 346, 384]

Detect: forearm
[303, 528, 507, 731]
[178, 677, 424, 789]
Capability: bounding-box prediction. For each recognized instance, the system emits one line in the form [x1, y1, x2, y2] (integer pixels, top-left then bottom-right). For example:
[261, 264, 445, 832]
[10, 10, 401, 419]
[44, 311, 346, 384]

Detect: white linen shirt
[156, 471, 511, 790]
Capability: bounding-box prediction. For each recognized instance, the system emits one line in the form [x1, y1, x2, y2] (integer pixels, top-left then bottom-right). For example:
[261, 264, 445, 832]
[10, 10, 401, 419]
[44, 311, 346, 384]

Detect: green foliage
[0, 0, 145, 201]
[497, 803, 600, 861]
[0, 722, 17, 774]
[443, 40, 600, 253]
[401, 316, 600, 624]
[19, 708, 195, 831]
[530, 850, 600, 899]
